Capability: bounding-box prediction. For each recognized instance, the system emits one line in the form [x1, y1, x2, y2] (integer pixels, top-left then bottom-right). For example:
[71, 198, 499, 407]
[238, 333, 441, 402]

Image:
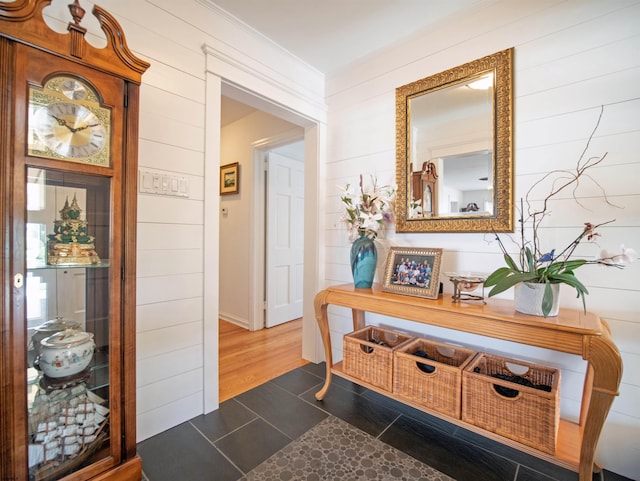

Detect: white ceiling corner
[212, 0, 486, 127]
[203, 0, 483, 74]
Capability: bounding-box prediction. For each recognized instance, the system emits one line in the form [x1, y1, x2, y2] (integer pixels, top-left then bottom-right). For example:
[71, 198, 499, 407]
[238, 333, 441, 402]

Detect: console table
[314, 283, 622, 481]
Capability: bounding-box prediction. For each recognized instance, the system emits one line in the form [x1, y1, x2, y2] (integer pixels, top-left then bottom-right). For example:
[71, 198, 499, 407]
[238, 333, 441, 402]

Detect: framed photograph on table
[382, 246, 443, 299]
[220, 162, 239, 195]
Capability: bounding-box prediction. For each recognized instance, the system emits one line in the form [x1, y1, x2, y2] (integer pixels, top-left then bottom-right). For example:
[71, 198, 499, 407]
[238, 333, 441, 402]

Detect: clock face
[60, 78, 88, 101]
[27, 75, 111, 166]
[32, 102, 107, 158]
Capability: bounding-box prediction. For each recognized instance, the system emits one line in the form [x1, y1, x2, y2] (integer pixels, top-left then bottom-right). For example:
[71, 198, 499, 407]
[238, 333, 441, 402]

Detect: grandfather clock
[411, 161, 438, 217]
[1, 1, 149, 480]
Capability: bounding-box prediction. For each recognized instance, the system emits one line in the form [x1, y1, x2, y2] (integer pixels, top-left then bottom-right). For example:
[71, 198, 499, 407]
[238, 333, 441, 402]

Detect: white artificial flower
[360, 212, 383, 234]
[338, 174, 395, 242]
[619, 245, 637, 264]
[598, 245, 637, 266]
[338, 184, 356, 205]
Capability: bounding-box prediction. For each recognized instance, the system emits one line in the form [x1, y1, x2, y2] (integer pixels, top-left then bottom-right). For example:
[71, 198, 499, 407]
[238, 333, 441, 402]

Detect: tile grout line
[188, 401, 258, 443]
[375, 413, 403, 440]
[295, 384, 336, 415]
[261, 377, 341, 421]
[188, 419, 248, 477]
[232, 395, 297, 444]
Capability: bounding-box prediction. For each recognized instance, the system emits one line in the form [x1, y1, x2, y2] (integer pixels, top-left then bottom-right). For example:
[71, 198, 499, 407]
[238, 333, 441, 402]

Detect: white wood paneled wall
[41, 0, 326, 443]
[324, 1, 640, 477]
[131, 0, 325, 441]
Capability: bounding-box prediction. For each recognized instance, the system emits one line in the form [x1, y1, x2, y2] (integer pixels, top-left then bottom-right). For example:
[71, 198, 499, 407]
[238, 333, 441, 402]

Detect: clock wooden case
[1, 1, 149, 480]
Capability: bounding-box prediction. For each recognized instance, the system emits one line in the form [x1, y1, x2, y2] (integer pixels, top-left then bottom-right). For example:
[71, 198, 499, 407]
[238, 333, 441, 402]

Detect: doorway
[203, 65, 324, 413]
[218, 96, 305, 331]
[218, 110, 306, 401]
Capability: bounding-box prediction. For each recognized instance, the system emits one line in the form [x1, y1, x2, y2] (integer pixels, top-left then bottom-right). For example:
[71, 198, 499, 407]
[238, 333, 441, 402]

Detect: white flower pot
[514, 282, 560, 317]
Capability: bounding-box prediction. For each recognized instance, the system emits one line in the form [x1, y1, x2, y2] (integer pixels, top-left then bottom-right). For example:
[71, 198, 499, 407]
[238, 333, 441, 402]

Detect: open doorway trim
[202, 42, 327, 414]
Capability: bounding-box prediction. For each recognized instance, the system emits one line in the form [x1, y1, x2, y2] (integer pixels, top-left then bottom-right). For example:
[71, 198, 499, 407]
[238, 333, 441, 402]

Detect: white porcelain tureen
[37, 329, 95, 378]
[31, 317, 81, 354]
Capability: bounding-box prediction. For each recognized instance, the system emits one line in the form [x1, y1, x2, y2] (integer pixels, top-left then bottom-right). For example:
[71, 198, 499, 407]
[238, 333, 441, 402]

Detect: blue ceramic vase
[350, 236, 377, 288]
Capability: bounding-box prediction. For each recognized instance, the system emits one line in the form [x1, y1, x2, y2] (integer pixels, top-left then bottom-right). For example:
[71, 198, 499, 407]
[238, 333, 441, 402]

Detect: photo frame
[220, 162, 239, 195]
[382, 246, 443, 299]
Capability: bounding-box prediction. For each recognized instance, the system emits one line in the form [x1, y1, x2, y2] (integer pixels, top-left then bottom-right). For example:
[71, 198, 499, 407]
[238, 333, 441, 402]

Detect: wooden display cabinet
[314, 283, 622, 481]
[0, 1, 148, 480]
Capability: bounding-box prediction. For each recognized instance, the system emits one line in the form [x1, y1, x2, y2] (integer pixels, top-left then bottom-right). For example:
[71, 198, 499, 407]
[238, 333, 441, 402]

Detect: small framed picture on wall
[220, 162, 239, 195]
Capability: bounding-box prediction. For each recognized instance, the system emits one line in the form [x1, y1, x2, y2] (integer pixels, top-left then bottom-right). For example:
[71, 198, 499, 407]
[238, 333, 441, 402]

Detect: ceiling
[208, 0, 481, 74]
[216, 0, 482, 126]
[220, 97, 257, 127]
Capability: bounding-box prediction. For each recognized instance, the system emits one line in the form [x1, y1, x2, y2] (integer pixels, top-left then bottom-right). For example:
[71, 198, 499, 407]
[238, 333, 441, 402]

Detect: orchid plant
[339, 174, 395, 242]
[484, 108, 636, 316]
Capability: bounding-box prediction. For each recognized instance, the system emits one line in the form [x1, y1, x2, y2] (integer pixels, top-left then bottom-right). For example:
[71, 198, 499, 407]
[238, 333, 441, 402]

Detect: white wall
[219, 111, 303, 327]
[40, 0, 325, 442]
[324, 1, 640, 477]
[133, 0, 324, 440]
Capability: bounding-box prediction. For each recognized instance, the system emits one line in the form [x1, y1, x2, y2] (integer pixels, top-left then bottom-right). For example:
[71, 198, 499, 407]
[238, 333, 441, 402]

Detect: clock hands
[49, 114, 100, 133]
[72, 122, 101, 133]
[50, 114, 73, 131]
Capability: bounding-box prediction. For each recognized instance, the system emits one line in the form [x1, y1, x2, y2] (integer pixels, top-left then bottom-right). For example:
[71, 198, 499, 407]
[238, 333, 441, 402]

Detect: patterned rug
[241, 416, 454, 481]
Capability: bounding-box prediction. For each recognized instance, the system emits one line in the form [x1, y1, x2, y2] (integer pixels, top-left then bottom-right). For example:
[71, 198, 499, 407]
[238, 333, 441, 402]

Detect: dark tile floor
[137, 363, 632, 481]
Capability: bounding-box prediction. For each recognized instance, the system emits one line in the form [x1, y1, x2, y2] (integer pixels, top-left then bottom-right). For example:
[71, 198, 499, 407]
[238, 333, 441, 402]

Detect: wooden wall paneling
[136, 223, 204, 251]
[137, 139, 204, 176]
[137, 344, 202, 387]
[136, 297, 203, 335]
[135, 273, 203, 306]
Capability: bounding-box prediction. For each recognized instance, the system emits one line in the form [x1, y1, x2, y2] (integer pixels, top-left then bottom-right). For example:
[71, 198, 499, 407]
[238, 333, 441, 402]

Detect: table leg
[352, 309, 365, 330]
[314, 291, 332, 400]
[578, 326, 622, 481]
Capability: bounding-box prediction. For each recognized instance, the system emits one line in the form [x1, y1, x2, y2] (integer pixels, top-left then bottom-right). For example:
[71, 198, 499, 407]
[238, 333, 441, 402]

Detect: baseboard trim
[219, 313, 249, 329]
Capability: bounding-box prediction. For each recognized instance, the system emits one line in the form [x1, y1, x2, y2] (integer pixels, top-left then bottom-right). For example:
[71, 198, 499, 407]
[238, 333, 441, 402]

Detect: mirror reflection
[408, 74, 493, 218]
[396, 48, 513, 233]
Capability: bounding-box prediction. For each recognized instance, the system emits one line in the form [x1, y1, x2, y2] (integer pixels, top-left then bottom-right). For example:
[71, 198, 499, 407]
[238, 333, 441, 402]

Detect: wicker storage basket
[343, 326, 413, 391]
[393, 338, 476, 418]
[462, 353, 560, 454]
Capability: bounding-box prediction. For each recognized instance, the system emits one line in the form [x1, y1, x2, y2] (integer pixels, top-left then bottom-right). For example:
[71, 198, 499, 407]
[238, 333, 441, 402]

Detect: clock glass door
[25, 166, 113, 480]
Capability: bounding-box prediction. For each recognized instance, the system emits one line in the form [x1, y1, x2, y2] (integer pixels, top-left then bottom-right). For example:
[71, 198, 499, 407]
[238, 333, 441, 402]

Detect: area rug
[241, 416, 454, 481]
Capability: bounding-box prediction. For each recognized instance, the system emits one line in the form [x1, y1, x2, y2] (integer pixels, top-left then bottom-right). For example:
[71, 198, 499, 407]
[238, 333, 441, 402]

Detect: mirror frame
[395, 48, 514, 233]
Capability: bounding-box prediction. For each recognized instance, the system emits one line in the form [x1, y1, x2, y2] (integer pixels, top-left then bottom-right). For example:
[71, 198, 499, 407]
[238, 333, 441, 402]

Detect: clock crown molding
[0, 0, 149, 82]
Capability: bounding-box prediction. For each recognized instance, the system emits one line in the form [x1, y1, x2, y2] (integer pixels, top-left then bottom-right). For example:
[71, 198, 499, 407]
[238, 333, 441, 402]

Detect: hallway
[218, 318, 307, 402]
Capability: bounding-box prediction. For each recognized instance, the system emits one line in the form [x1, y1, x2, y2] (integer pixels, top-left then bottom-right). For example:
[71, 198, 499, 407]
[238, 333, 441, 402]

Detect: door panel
[266, 151, 304, 327]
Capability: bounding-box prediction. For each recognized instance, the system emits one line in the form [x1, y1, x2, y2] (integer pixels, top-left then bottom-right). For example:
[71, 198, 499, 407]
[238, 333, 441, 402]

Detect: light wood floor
[218, 318, 308, 402]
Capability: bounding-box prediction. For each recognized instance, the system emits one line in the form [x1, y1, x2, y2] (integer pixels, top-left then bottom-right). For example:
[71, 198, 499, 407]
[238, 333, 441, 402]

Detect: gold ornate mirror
[395, 48, 514, 233]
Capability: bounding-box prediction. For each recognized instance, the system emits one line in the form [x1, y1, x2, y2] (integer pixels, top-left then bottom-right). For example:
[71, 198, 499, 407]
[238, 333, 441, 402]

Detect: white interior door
[265, 151, 304, 327]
